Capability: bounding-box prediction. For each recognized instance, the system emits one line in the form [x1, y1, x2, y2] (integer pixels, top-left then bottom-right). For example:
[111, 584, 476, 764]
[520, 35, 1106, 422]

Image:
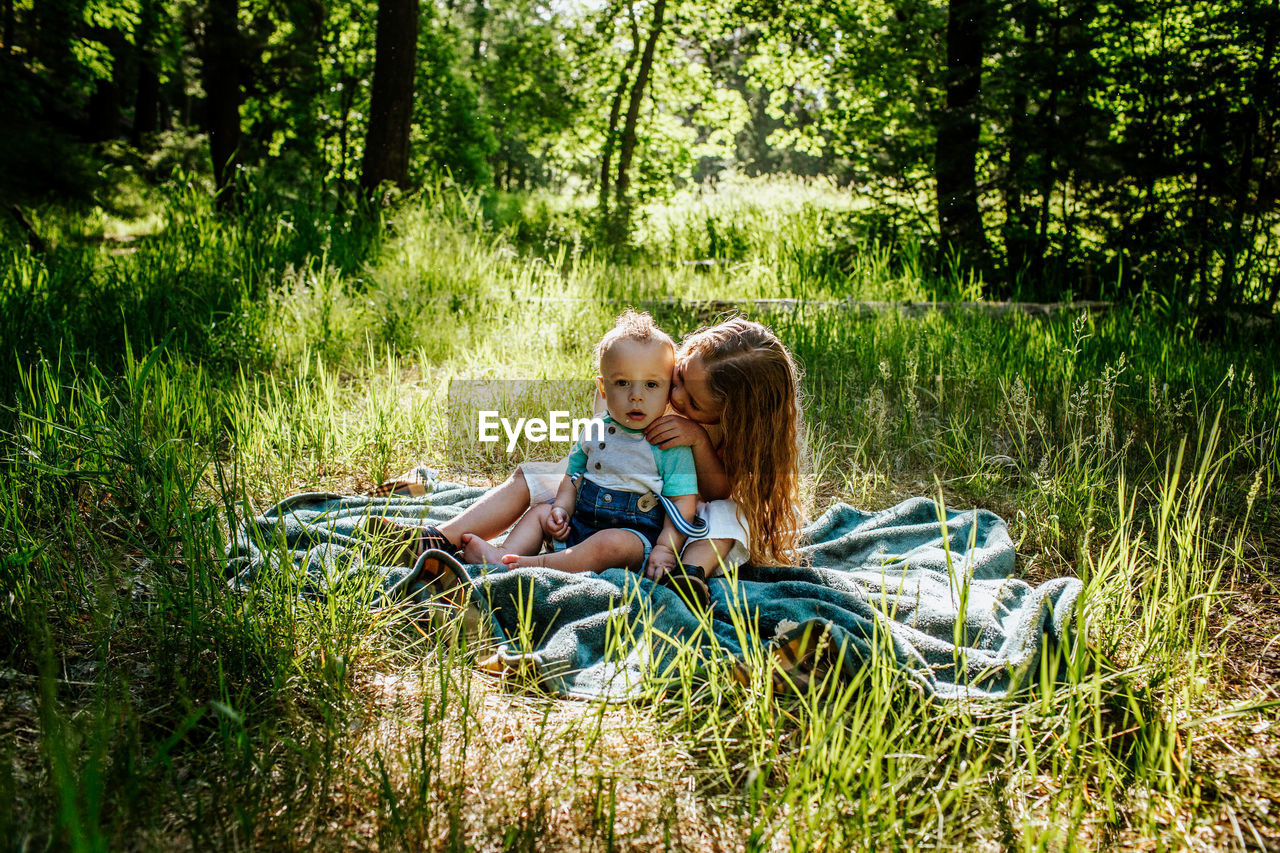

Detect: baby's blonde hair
[595, 309, 675, 369]
[680, 318, 804, 566]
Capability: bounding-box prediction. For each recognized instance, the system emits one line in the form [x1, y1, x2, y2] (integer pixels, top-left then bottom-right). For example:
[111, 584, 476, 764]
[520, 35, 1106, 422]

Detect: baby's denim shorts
[560, 477, 664, 570]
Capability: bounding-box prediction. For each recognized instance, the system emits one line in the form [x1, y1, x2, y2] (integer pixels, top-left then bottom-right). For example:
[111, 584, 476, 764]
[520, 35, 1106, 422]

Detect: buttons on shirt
[599, 442, 605, 449]
[594, 462, 601, 470]
[608, 426, 616, 434]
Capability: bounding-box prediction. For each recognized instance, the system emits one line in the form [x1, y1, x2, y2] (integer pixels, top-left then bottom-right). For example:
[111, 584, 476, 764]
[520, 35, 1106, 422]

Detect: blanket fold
[226, 479, 1083, 701]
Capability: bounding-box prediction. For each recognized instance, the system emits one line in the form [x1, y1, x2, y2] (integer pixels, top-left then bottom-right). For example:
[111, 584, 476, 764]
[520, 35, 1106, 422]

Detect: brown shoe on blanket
[416, 548, 472, 607]
[658, 564, 711, 610]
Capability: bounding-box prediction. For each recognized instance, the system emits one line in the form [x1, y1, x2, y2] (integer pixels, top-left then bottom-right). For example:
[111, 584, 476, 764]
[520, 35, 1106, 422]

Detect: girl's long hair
[681, 318, 804, 566]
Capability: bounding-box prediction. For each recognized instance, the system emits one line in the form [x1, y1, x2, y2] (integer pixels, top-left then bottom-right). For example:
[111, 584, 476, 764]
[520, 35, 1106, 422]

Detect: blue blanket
[227, 480, 1083, 701]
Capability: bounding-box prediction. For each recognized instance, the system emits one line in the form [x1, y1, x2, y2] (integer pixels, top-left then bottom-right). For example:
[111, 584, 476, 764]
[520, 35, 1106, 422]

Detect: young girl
[410, 317, 805, 588]
[646, 317, 805, 580]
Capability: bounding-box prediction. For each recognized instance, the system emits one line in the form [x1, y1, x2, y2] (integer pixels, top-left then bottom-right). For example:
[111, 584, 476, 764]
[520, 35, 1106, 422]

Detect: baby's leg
[462, 502, 552, 565]
[503, 529, 645, 574]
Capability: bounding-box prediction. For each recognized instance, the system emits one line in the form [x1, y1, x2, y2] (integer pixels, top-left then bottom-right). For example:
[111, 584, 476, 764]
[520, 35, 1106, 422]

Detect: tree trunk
[1032, 6, 1066, 269]
[471, 0, 486, 61]
[87, 78, 121, 141]
[169, 41, 190, 130]
[1001, 0, 1038, 287]
[131, 0, 160, 145]
[1218, 9, 1277, 309]
[599, 75, 627, 207]
[599, 11, 638, 211]
[133, 61, 159, 141]
[935, 0, 988, 269]
[85, 25, 125, 142]
[1236, 14, 1278, 302]
[4, 0, 14, 56]
[292, 0, 325, 161]
[338, 69, 356, 182]
[361, 0, 419, 195]
[614, 0, 666, 212]
[203, 0, 242, 207]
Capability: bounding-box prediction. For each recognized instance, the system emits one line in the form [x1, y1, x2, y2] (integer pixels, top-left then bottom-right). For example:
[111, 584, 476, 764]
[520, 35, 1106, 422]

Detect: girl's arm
[645, 416, 731, 500]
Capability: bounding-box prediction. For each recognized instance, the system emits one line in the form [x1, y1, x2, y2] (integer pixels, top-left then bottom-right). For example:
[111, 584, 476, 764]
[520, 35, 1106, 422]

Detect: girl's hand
[645, 544, 679, 580]
[544, 506, 571, 541]
[645, 414, 708, 450]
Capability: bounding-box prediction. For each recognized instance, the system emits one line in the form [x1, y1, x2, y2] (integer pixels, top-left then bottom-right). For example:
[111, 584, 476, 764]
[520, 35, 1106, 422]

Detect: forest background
[2, 0, 1279, 849]
[4, 0, 1279, 304]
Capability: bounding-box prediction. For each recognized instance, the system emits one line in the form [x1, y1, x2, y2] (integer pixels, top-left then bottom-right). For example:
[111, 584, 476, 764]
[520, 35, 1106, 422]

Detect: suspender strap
[656, 494, 709, 538]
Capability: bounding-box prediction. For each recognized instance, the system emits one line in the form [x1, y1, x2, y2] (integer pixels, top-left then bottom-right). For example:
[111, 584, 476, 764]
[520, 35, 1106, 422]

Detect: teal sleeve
[567, 440, 587, 477]
[653, 444, 698, 496]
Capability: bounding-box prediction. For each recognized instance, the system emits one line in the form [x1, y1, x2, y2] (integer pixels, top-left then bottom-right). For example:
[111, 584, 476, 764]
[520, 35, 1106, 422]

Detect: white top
[568, 417, 697, 497]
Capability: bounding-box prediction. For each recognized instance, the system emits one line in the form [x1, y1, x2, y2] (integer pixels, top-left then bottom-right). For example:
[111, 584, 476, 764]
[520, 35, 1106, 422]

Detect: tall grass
[1, 175, 1276, 849]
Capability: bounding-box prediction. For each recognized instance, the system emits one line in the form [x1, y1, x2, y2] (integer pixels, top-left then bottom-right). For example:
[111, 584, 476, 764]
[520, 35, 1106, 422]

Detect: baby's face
[598, 338, 674, 430]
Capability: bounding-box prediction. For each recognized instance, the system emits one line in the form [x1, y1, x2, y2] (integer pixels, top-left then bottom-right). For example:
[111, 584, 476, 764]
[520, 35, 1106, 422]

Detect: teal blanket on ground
[226, 481, 1083, 702]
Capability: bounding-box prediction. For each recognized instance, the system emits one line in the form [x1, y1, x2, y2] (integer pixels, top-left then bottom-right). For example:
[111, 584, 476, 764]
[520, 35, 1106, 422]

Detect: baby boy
[465, 310, 704, 576]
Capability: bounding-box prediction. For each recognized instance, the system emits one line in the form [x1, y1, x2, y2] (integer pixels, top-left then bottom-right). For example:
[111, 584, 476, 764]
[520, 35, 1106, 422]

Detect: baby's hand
[544, 506, 571, 541]
[644, 414, 707, 450]
[645, 545, 678, 580]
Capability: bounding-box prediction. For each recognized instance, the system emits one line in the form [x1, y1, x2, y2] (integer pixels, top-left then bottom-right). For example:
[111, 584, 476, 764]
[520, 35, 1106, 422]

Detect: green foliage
[744, 0, 1280, 303]
[473, 0, 580, 189]
[1082, 1, 1280, 306]
[412, 10, 497, 187]
[3, 0, 1277, 305]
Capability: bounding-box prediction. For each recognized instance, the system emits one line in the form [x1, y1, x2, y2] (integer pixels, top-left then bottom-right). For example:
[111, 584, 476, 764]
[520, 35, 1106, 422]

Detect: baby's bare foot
[500, 554, 547, 569]
[461, 533, 507, 566]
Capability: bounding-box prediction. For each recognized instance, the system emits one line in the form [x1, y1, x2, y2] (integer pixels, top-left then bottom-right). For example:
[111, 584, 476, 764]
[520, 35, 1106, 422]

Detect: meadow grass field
[1, 176, 1277, 850]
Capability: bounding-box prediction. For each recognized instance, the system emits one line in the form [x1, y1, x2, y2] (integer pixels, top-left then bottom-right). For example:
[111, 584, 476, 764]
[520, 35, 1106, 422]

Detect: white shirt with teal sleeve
[566, 416, 698, 497]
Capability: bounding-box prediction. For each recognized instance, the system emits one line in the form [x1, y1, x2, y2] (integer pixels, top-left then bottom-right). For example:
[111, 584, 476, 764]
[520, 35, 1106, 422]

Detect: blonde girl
[644, 317, 804, 580]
